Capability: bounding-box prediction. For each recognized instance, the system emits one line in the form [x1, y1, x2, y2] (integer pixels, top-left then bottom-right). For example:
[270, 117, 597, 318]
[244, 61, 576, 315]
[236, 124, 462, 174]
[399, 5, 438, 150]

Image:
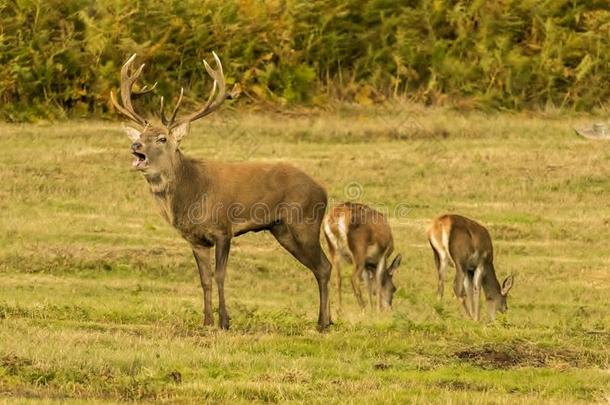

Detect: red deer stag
[110, 53, 332, 331]
[323, 202, 401, 311]
[428, 214, 514, 321]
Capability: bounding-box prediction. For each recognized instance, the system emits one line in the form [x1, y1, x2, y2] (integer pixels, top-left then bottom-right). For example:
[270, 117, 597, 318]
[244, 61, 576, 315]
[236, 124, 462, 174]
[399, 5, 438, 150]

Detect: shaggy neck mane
[143, 150, 208, 225]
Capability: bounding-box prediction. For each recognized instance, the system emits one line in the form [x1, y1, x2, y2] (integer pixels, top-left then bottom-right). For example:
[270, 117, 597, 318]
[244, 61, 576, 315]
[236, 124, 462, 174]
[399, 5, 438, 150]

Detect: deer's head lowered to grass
[110, 53, 332, 331]
[323, 202, 402, 311]
[428, 214, 514, 321]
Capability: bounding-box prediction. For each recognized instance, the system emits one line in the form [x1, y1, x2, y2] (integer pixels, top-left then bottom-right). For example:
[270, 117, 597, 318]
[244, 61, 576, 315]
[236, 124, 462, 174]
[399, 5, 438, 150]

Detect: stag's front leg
[193, 247, 213, 326]
[215, 237, 231, 330]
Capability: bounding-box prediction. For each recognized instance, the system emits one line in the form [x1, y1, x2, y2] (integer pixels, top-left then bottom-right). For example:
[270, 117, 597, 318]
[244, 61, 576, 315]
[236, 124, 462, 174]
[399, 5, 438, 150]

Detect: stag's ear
[501, 275, 514, 295]
[171, 122, 190, 142]
[122, 125, 141, 142]
[388, 254, 402, 275]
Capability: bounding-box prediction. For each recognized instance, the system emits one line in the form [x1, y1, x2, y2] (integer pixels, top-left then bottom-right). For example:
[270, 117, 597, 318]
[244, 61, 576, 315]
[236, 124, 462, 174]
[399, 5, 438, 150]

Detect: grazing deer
[427, 214, 514, 321]
[110, 53, 332, 331]
[323, 202, 402, 311]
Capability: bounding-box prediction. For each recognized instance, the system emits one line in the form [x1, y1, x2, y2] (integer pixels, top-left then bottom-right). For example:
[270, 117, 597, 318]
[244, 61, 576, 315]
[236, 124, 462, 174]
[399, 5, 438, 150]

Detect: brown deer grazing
[111, 53, 332, 331]
[323, 202, 401, 311]
[427, 214, 514, 321]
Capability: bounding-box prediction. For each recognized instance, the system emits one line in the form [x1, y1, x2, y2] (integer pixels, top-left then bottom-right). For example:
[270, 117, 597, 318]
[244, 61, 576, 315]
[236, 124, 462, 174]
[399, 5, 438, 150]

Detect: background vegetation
[0, 109, 608, 402]
[2, 0, 610, 121]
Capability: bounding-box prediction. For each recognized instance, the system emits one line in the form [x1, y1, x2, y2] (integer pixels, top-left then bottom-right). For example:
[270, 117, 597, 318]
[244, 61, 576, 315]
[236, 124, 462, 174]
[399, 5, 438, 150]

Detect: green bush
[1, 0, 609, 120]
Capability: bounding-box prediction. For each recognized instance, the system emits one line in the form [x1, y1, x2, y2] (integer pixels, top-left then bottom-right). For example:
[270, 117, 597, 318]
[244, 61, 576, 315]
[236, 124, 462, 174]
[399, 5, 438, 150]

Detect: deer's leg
[326, 241, 343, 310]
[347, 244, 367, 309]
[350, 262, 367, 309]
[193, 246, 213, 326]
[463, 270, 475, 320]
[375, 256, 387, 312]
[453, 265, 470, 318]
[431, 244, 443, 300]
[214, 237, 231, 330]
[439, 257, 452, 301]
[334, 259, 342, 310]
[472, 264, 484, 321]
[429, 239, 450, 300]
[271, 222, 332, 331]
[365, 270, 374, 309]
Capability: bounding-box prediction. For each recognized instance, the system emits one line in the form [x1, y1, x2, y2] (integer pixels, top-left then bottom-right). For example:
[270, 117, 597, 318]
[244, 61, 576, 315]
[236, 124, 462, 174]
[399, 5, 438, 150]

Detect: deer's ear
[122, 125, 141, 142]
[171, 122, 190, 142]
[501, 275, 514, 295]
[388, 254, 402, 275]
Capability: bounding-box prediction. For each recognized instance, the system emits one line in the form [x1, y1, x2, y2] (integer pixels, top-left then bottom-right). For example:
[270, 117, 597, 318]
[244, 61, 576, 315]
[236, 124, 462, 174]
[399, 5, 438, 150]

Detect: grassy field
[0, 106, 609, 403]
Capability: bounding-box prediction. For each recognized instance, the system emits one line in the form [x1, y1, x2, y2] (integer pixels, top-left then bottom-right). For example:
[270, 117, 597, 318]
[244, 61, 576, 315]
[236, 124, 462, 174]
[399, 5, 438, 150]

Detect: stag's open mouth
[132, 151, 148, 169]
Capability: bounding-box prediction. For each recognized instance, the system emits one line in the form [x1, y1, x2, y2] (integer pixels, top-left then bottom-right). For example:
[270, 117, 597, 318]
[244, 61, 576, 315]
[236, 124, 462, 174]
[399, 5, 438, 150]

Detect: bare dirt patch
[455, 343, 597, 369]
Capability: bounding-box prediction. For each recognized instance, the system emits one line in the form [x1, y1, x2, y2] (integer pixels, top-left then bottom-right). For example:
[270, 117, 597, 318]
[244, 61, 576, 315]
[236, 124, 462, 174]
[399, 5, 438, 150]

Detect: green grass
[0, 106, 609, 403]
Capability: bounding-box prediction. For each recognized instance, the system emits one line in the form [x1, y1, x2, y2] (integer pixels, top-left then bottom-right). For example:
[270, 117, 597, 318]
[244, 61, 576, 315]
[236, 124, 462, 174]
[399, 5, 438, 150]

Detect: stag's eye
[157, 137, 167, 144]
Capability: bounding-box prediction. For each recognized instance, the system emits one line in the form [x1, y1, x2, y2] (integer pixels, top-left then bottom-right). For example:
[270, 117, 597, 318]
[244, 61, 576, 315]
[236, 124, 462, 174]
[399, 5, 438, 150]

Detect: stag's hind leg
[271, 221, 332, 331]
[214, 237, 231, 330]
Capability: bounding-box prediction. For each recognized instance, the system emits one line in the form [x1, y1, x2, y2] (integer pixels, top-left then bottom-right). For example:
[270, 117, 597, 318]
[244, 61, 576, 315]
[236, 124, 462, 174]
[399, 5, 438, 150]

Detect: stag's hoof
[219, 314, 230, 330]
[316, 320, 332, 333]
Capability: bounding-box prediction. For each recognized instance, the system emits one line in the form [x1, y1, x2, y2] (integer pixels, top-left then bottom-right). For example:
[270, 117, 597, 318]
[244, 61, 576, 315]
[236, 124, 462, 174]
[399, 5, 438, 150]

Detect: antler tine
[168, 87, 185, 126]
[111, 54, 149, 128]
[170, 51, 228, 129]
[120, 58, 146, 120]
[110, 90, 140, 125]
[159, 96, 168, 126]
[205, 51, 226, 107]
[159, 88, 185, 128]
[133, 81, 158, 98]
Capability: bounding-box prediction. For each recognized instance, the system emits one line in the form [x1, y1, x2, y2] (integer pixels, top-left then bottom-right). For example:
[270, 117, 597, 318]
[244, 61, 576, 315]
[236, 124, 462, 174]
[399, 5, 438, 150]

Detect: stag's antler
[113, 52, 236, 131]
[110, 54, 157, 128]
[160, 52, 236, 131]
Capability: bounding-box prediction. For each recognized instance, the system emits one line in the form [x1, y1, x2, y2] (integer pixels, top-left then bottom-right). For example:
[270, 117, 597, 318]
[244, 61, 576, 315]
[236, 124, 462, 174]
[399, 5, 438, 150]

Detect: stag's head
[111, 53, 234, 175]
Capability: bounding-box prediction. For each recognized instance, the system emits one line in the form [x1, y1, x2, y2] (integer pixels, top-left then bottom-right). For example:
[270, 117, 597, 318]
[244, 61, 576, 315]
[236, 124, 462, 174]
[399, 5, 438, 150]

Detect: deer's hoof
[219, 314, 230, 330]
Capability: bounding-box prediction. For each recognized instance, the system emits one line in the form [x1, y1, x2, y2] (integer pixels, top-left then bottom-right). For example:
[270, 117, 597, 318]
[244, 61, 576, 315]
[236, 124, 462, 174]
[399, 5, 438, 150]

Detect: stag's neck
[144, 151, 208, 226]
[144, 171, 172, 195]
